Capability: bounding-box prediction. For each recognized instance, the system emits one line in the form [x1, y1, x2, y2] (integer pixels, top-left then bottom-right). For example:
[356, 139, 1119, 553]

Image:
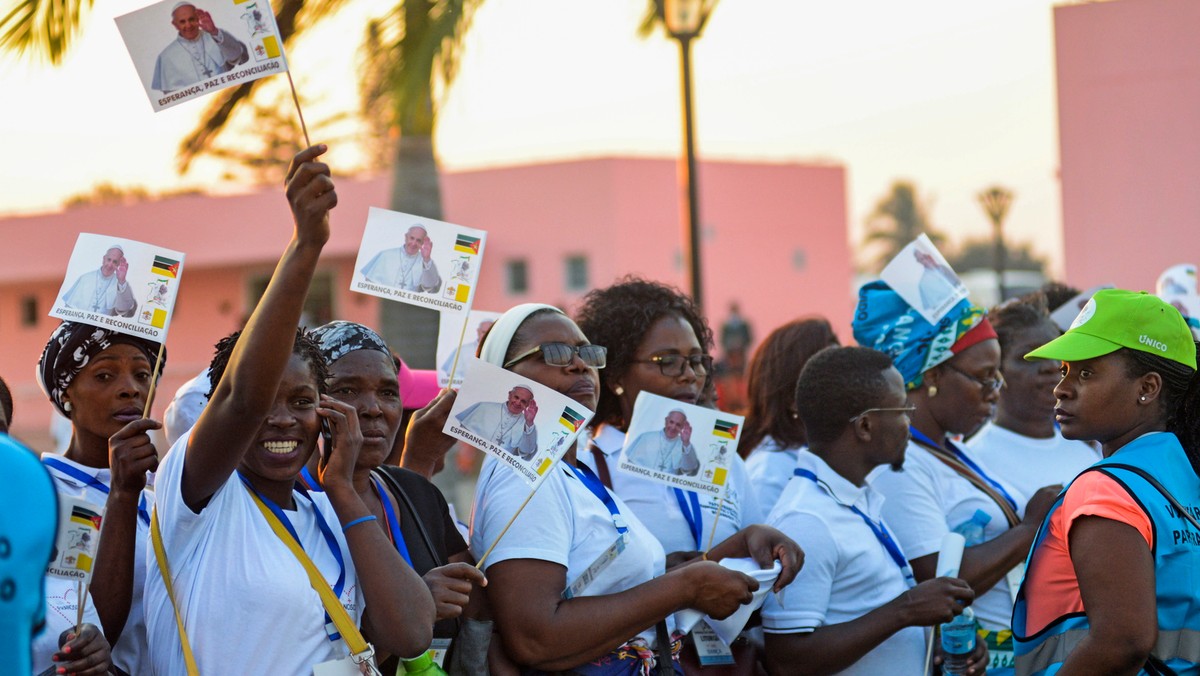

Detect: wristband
[341, 515, 377, 532]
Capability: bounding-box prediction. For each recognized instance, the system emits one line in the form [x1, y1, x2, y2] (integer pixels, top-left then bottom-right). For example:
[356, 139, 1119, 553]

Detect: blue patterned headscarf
[852, 281, 992, 390]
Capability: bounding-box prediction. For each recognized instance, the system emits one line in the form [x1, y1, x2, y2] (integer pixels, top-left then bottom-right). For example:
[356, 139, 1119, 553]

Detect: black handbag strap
[373, 466, 442, 564]
[654, 620, 674, 676]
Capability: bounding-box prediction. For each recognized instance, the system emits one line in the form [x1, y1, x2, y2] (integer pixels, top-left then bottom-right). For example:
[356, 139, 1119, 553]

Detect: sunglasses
[504, 342, 607, 369]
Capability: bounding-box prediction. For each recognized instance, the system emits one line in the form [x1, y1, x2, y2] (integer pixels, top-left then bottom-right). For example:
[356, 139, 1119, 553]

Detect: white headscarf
[479, 303, 564, 368]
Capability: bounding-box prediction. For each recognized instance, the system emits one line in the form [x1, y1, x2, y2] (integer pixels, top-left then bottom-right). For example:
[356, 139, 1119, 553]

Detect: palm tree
[2, 0, 482, 365]
[863, 180, 946, 272]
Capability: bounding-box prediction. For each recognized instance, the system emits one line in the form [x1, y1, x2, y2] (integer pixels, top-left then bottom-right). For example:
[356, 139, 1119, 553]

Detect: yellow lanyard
[150, 492, 375, 676]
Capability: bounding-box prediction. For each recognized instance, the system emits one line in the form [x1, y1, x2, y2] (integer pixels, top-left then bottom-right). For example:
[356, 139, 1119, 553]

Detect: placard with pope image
[617, 391, 741, 499]
[116, 0, 288, 112]
[351, 207, 487, 316]
[444, 357, 593, 487]
[50, 233, 186, 343]
[879, 233, 968, 325]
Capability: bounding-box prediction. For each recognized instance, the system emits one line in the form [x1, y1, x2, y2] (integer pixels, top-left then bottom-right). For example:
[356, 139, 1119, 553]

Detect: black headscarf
[37, 322, 166, 417]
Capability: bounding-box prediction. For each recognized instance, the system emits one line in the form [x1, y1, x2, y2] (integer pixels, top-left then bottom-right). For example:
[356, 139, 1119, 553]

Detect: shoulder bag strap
[374, 467, 441, 565]
[244, 488, 378, 670]
[150, 508, 201, 676]
[916, 443, 1021, 527]
[589, 442, 614, 490]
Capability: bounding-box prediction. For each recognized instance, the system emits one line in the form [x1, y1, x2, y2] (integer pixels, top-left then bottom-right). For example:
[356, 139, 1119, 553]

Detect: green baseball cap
[1025, 289, 1197, 370]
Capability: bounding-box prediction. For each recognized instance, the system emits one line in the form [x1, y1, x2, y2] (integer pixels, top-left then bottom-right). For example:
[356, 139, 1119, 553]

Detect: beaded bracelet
[342, 515, 377, 532]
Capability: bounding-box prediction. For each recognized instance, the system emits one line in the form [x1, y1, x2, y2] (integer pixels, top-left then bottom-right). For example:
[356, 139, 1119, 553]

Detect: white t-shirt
[33, 577, 104, 675]
[870, 440, 1026, 630]
[966, 422, 1101, 509]
[145, 437, 365, 674]
[40, 453, 152, 675]
[744, 436, 803, 515]
[762, 451, 924, 675]
[581, 425, 764, 556]
[470, 454, 671, 645]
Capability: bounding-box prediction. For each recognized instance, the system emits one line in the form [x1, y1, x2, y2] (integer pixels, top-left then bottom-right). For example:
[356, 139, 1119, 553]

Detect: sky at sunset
[0, 0, 1069, 271]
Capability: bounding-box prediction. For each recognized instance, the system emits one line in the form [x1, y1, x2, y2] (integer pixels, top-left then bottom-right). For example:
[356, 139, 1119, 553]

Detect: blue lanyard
[370, 475, 413, 567]
[237, 472, 347, 641]
[298, 466, 323, 493]
[794, 468, 912, 578]
[43, 457, 150, 527]
[673, 488, 703, 549]
[568, 463, 628, 535]
[909, 427, 1019, 513]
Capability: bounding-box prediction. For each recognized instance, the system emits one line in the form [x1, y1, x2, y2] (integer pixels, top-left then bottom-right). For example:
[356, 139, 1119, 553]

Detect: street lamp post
[662, 0, 710, 312]
[978, 186, 1014, 302]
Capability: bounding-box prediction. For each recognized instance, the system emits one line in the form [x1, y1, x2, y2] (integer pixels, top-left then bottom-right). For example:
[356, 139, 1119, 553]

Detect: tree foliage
[863, 180, 946, 272]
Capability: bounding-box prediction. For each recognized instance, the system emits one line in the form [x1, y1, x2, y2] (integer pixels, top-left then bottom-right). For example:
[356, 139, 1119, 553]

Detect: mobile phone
[319, 419, 333, 469]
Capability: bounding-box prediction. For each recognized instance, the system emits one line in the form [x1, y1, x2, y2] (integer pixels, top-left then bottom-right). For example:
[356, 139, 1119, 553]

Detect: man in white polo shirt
[763, 346, 979, 674]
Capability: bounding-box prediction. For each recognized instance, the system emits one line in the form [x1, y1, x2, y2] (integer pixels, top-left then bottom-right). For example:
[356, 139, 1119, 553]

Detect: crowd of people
[8, 145, 1200, 676]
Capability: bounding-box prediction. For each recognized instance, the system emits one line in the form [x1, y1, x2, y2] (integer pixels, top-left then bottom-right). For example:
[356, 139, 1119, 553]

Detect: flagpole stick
[445, 315, 472, 387]
[76, 579, 90, 632]
[703, 494, 726, 554]
[475, 483, 539, 571]
[286, 71, 311, 148]
[142, 343, 167, 419]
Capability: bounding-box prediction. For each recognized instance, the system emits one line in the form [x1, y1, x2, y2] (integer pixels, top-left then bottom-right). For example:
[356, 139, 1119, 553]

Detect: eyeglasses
[849, 405, 916, 423]
[943, 363, 1005, 392]
[504, 342, 607, 369]
[631, 353, 714, 378]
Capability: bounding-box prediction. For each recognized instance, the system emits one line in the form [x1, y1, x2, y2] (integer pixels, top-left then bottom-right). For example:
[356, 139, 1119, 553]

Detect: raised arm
[182, 145, 335, 509]
[487, 558, 756, 671]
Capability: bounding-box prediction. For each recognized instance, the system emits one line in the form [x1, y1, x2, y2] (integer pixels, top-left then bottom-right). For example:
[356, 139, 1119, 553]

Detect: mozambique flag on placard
[559, 407, 586, 432]
[713, 420, 738, 440]
[454, 234, 481, 255]
[151, 255, 180, 278]
[70, 505, 102, 530]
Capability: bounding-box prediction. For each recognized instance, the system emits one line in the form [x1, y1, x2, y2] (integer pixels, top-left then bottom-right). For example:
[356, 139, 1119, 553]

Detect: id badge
[1005, 563, 1025, 605]
[429, 638, 453, 668]
[692, 622, 735, 666]
[563, 533, 628, 599]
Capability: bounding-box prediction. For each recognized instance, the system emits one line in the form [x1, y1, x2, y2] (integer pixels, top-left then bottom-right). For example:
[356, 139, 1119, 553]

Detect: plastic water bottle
[952, 510, 992, 546]
[399, 652, 447, 676]
[940, 606, 977, 676]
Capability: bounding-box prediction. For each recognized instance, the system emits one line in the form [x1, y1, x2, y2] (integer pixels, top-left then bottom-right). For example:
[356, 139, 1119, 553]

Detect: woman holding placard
[853, 280, 1062, 673]
[143, 146, 435, 674]
[573, 279, 799, 672]
[471, 303, 796, 675]
[36, 322, 166, 676]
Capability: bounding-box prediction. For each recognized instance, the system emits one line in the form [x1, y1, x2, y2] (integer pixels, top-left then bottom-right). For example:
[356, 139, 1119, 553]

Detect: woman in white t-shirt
[144, 146, 434, 675]
[573, 280, 803, 673]
[967, 294, 1101, 506]
[739, 317, 839, 514]
[36, 320, 166, 676]
[854, 280, 1062, 674]
[471, 303, 798, 675]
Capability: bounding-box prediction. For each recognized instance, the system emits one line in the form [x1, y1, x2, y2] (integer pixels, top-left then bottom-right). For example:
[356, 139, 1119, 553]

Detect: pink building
[0, 156, 850, 450]
[1055, 0, 1200, 289]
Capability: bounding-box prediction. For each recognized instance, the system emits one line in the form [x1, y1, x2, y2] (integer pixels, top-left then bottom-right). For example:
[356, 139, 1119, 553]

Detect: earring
[63, 401, 73, 413]
[1140, 395, 1147, 402]
[790, 411, 800, 420]
[928, 385, 938, 398]
[613, 385, 625, 396]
